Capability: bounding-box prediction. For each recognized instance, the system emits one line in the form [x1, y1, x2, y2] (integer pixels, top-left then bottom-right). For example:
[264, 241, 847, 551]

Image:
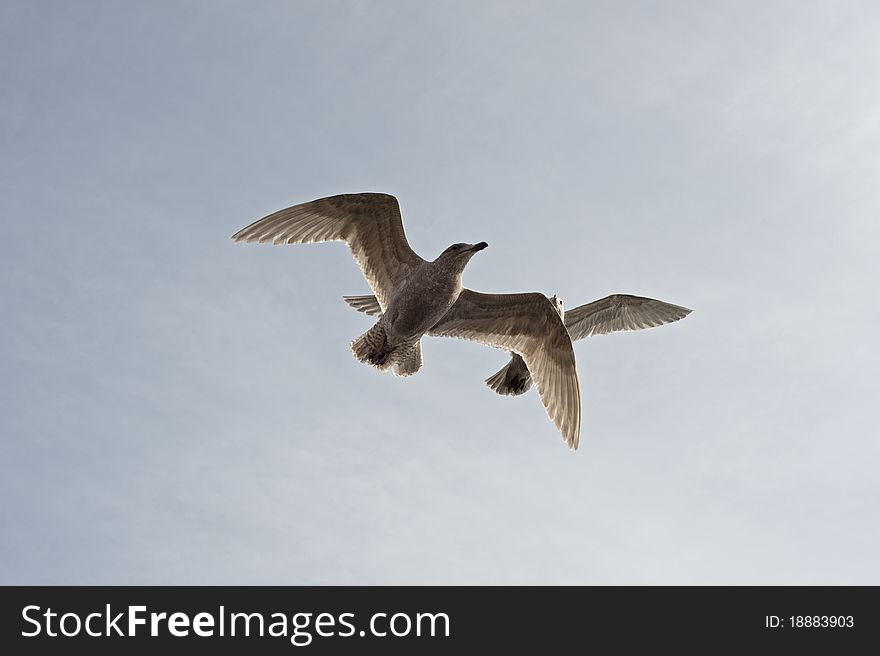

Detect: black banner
[1, 586, 875, 653]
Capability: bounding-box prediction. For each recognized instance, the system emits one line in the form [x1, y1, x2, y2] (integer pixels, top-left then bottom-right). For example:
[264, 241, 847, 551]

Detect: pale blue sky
[2, 1, 878, 584]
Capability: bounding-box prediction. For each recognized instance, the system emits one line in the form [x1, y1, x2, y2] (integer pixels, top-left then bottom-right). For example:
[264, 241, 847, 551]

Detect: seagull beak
[471, 242, 489, 252]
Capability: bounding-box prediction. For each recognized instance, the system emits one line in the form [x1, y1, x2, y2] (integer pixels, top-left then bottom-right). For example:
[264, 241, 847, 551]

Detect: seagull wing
[564, 294, 692, 341]
[232, 193, 425, 311]
[343, 294, 383, 317]
[428, 289, 581, 449]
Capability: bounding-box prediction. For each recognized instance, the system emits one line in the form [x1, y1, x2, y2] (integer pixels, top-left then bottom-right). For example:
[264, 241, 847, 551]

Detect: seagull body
[232, 193, 582, 448]
[344, 292, 692, 395]
[372, 245, 488, 374]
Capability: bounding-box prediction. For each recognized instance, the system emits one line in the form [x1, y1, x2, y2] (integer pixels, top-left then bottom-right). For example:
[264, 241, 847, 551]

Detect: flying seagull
[344, 292, 691, 395]
[232, 193, 582, 448]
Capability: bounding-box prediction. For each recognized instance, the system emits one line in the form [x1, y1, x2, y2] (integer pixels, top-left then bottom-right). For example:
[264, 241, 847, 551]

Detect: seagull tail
[392, 341, 422, 377]
[351, 321, 394, 372]
[485, 353, 533, 396]
[351, 322, 423, 376]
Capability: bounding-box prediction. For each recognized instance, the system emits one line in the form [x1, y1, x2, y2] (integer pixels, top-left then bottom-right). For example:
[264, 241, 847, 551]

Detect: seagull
[344, 292, 691, 395]
[232, 193, 582, 448]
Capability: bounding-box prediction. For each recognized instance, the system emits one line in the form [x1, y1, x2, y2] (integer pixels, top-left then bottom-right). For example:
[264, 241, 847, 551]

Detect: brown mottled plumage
[233, 192, 583, 448]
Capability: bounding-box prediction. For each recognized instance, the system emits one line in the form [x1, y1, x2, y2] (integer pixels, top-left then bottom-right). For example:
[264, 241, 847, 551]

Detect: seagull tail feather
[392, 341, 422, 377]
[350, 321, 395, 372]
[485, 354, 533, 396]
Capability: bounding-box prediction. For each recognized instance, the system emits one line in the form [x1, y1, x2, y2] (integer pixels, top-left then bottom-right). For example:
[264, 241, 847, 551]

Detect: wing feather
[564, 294, 692, 341]
[342, 294, 384, 317]
[429, 289, 582, 449]
[232, 193, 424, 310]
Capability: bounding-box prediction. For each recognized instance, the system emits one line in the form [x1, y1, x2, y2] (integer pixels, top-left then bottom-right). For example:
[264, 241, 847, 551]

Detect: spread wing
[343, 294, 383, 317]
[232, 193, 424, 311]
[564, 294, 692, 341]
[429, 289, 582, 449]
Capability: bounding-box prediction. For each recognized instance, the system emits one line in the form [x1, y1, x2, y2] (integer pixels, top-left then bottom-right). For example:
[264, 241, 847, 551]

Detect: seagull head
[549, 294, 565, 319]
[435, 242, 488, 268]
